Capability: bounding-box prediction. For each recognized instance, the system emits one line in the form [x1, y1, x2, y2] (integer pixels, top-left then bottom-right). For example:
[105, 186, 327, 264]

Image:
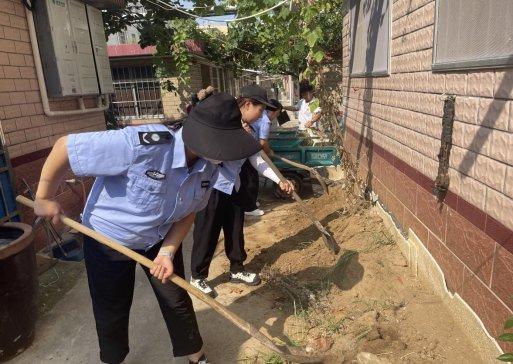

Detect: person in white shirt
[283, 83, 322, 131]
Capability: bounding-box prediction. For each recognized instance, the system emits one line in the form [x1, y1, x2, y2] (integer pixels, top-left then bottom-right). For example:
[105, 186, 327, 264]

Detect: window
[433, 0, 513, 71]
[349, 0, 391, 77]
[118, 32, 127, 44]
[200, 64, 212, 88]
[110, 65, 164, 120]
[212, 67, 220, 91]
[219, 68, 225, 92]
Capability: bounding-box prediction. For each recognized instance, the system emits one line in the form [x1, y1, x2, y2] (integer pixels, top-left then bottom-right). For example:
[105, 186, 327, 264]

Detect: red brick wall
[342, 0, 513, 350]
[0, 1, 105, 250]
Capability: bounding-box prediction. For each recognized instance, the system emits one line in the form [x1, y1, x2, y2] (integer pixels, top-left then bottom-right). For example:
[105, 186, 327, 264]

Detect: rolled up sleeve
[67, 129, 135, 177]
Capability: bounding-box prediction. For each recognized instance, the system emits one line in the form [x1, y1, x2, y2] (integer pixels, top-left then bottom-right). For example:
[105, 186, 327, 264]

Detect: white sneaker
[245, 208, 264, 216]
[230, 271, 261, 286]
[190, 278, 217, 298]
[189, 354, 210, 364]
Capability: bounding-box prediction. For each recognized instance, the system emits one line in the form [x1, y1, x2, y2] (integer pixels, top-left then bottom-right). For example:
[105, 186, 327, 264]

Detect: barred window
[110, 65, 164, 120]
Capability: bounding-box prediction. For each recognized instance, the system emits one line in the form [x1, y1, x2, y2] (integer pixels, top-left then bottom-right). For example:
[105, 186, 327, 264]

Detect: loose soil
[207, 184, 486, 363]
[31, 183, 488, 363]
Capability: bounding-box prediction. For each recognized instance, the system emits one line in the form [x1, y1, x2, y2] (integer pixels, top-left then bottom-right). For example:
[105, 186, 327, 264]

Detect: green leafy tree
[224, 0, 346, 79]
[103, 0, 347, 85]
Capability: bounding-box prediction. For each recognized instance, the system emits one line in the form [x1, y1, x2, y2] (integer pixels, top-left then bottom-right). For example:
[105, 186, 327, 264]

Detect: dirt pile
[241, 186, 485, 363]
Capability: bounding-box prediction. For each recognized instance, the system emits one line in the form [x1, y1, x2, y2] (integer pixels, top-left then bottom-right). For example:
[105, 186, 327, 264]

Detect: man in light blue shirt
[32, 93, 261, 364]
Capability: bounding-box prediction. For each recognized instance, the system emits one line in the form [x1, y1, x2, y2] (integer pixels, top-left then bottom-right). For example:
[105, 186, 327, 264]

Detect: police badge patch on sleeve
[146, 170, 166, 180]
[138, 131, 171, 145]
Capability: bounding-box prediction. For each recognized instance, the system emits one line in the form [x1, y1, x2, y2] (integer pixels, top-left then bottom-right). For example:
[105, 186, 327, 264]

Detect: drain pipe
[25, 7, 109, 117]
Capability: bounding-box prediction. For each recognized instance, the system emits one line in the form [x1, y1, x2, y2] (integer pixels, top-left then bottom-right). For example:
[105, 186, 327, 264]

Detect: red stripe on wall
[10, 147, 52, 168]
[345, 126, 513, 253]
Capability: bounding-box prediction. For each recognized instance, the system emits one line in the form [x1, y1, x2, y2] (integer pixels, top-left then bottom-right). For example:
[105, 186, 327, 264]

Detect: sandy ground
[12, 183, 488, 363]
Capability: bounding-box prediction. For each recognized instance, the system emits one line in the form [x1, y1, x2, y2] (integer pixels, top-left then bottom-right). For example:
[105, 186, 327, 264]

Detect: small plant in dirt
[325, 317, 347, 334]
[264, 353, 284, 364]
[360, 230, 396, 254]
[497, 315, 513, 362]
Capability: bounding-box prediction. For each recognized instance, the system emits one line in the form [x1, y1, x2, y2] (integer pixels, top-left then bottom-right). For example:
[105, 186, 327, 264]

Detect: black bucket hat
[183, 92, 262, 161]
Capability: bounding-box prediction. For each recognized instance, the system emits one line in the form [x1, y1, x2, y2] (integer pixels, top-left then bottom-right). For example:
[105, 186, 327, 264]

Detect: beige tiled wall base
[375, 204, 503, 362]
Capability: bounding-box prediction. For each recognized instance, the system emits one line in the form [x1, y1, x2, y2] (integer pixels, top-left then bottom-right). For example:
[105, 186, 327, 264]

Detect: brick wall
[161, 62, 202, 118]
[0, 1, 105, 251]
[342, 0, 513, 350]
[162, 61, 236, 119]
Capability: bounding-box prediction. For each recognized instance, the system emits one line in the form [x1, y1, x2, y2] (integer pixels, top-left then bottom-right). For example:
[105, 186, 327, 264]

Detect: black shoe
[189, 354, 210, 364]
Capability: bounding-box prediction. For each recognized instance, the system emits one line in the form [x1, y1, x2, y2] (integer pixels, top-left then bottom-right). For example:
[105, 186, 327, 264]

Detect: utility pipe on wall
[25, 7, 109, 117]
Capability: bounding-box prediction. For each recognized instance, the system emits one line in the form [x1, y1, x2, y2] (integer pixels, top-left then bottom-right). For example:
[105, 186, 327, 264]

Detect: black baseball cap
[183, 92, 262, 161]
[240, 84, 274, 108]
[267, 99, 282, 111]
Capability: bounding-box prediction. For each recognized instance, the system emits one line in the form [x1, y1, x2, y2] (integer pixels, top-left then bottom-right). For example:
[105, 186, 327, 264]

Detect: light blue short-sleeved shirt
[68, 124, 219, 250]
[211, 113, 271, 194]
[251, 111, 271, 141]
[211, 159, 245, 194]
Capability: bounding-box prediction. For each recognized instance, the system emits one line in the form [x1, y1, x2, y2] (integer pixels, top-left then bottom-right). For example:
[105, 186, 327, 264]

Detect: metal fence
[110, 65, 164, 120]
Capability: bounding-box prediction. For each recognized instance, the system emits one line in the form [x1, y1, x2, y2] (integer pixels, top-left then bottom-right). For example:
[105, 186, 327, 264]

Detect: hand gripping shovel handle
[16, 195, 323, 363]
[272, 155, 329, 194]
[259, 152, 339, 254]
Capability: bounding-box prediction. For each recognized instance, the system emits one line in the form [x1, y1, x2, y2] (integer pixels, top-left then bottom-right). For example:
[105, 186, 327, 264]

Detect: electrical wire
[143, 0, 290, 23]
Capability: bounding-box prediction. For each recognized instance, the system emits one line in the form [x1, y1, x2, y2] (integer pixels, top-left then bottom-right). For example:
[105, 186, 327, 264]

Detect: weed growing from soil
[355, 327, 372, 341]
[497, 315, 513, 362]
[325, 317, 348, 334]
[239, 351, 285, 364]
[360, 230, 396, 254]
[264, 353, 284, 364]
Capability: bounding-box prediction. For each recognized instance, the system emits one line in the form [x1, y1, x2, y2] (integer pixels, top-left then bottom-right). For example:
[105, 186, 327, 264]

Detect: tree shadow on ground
[209, 207, 348, 292]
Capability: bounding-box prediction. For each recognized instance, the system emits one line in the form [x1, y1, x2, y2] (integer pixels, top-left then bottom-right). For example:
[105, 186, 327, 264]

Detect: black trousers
[237, 160, 260, 212]
[191, 189, 247, 280]
[83, 235, 203, 364]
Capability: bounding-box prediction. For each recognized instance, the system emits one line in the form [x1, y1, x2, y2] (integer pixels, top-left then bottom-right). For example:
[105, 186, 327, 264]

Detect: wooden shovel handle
[15, 196, 272, 351]
[260, 151, 302, 203]
[16, 196, 326, 362]
[273, 154, 313, 173]
[272, 155, 329, 194]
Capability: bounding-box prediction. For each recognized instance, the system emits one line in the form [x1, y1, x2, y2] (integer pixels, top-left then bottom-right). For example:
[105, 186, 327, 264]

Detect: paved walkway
[11, 228, 262, 364]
